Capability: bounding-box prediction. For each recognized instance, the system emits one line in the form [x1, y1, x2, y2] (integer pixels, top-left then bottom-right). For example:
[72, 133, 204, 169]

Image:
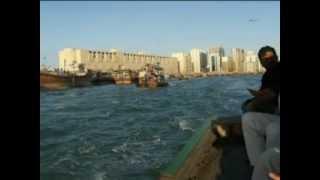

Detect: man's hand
[248, 89, 260, 96]
[269, 172, 280, 180]
[248, 88, 276, 101]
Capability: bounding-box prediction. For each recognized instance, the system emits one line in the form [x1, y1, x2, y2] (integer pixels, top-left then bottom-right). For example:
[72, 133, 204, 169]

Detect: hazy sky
[40, 1, 280, 66]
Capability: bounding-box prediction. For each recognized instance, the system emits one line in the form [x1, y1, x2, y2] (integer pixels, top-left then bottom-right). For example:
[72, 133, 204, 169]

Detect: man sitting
[242, 95, 280, 180]
[242, 46, 280, 114]
[242, 111, 280, 166]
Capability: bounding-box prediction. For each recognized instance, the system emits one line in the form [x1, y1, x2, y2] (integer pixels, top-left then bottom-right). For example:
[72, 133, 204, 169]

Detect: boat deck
[216, 138, 252, 180]
[159, 116, 252, 180]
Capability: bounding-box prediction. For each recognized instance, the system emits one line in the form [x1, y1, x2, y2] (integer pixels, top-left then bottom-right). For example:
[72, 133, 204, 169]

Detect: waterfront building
[59, 48, 179, 75]
[208, 53, 221, 72]
[232, 48, 246, 73]
[171, 53, 193, 74]
[208, 46, 225, 57]
[190, 49, 207, 73]
[221, 56, 231, 72]
[244, 51, 259, 73]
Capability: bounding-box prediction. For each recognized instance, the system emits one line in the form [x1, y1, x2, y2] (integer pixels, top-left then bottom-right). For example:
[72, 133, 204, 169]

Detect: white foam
[111, 100, 119, 104]
[78, 141, 96, 155]
[152, 137, 161, 144]
[111, 143, 128, 153]
[178, 120, 194, 132]
[95, 172, 106, 180]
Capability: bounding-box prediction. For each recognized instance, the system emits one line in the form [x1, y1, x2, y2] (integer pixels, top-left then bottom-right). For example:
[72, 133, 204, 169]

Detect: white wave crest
[111, 143, 128, 153]
[95, 172, 106, 180]
[178, 120, 194, 132]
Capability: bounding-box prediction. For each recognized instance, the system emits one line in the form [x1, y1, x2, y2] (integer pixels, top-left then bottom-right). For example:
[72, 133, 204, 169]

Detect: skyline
[40, 1, 280, 66]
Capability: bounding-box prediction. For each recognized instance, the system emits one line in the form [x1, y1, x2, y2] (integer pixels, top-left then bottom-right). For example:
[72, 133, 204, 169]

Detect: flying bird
[249, 18, 259, 22]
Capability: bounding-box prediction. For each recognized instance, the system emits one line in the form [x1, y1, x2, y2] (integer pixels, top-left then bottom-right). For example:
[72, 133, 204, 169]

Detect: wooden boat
[139, 78, 168, 88]
[90, 71, 114, 85]
[112, 69, 137, 85]
[159, 116, 252, 180]
[40, 71, 92, 90]
[137, 64, 168, 88]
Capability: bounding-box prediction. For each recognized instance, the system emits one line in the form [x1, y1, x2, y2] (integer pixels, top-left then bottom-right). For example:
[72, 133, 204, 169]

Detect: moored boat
[137, 63, 168, 88]
[90, 71, 114, 85]
[159, 116, 252, 180]
[112, 69, 137, 85]
[40, 71, 92, 90]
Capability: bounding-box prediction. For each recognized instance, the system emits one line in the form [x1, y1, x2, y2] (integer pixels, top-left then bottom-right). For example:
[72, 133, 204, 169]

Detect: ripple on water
[40, 75, 260, 180]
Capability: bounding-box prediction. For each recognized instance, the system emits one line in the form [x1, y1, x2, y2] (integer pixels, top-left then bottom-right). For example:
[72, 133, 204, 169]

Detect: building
[208, 46, 225, 57]
[208, 47, 225, 72]
[208, 52, 221, 72]
[171, 52, 193, 74]
[190, 49, 207, 73]
[221, 56, 232, 72]
[227, 57, 235, 72]
[232, 48, 246, 73]
[58, 48, 179, 75]
[245, 51, 259, 73]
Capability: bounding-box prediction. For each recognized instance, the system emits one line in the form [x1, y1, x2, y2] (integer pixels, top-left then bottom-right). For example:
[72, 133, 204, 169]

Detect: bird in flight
[249, 18, 259, 22]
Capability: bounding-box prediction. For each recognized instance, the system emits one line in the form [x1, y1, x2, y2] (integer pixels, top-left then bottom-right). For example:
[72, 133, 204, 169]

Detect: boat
[90, 71, 114, 85]
[159, 116, 252, 180]
[137, 63, 168, 88]
[40, 71, 92, 90]
[112, 69, 137, 85]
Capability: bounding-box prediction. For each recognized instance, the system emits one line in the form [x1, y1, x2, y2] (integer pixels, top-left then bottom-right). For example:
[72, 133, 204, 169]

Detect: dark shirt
[260, 62, 280, 105]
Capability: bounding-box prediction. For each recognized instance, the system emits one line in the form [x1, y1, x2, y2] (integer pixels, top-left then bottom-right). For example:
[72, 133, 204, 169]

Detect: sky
[40, 1, 280, 66]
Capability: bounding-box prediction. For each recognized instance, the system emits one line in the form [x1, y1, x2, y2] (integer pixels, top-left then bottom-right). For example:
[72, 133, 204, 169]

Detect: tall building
[221, 56, 232, 72]
[172, 52, 193, 74]
[227, 57, 235, 72]
[190, 49, 207, 73]
[59, 48, 179, 75]
[208, 46, 225, 57]
[208, 52, 221, 72]
[245, 51, 258, 73]
[232, 48, 246, 73]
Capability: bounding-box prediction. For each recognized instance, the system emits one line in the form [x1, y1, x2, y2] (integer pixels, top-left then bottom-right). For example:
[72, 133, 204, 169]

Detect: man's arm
[248, 88, 277, 102]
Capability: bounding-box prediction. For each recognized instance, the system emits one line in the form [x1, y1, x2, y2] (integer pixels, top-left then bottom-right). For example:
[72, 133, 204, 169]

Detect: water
[40, 75, 261, 180]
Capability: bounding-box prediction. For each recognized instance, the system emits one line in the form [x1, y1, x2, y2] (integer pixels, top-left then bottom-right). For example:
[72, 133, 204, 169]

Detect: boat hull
[159, 116, 251, 180]
[137, 79, 168, 88]
[114, 79, 133, 85]
[40, 72, 91, 90]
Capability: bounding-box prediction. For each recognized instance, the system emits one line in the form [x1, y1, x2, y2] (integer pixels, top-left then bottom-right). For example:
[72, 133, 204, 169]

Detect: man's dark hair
[258, 46, 278, 60]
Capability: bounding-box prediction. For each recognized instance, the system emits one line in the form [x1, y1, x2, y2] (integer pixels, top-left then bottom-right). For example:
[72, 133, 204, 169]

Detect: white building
[208, 52, 221, 72]
[190, 49, 207, 73]
[232, 48, 246, 73]
[208, 46, 225, 57]
[245, 51, 258, 73]
[171, 52, 193, 74]
[58, 48, 179, 75]
[221, 56, 231, 72]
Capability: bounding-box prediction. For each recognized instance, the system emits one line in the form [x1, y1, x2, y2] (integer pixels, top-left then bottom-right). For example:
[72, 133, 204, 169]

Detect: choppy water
[40, 75, 260, 180]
